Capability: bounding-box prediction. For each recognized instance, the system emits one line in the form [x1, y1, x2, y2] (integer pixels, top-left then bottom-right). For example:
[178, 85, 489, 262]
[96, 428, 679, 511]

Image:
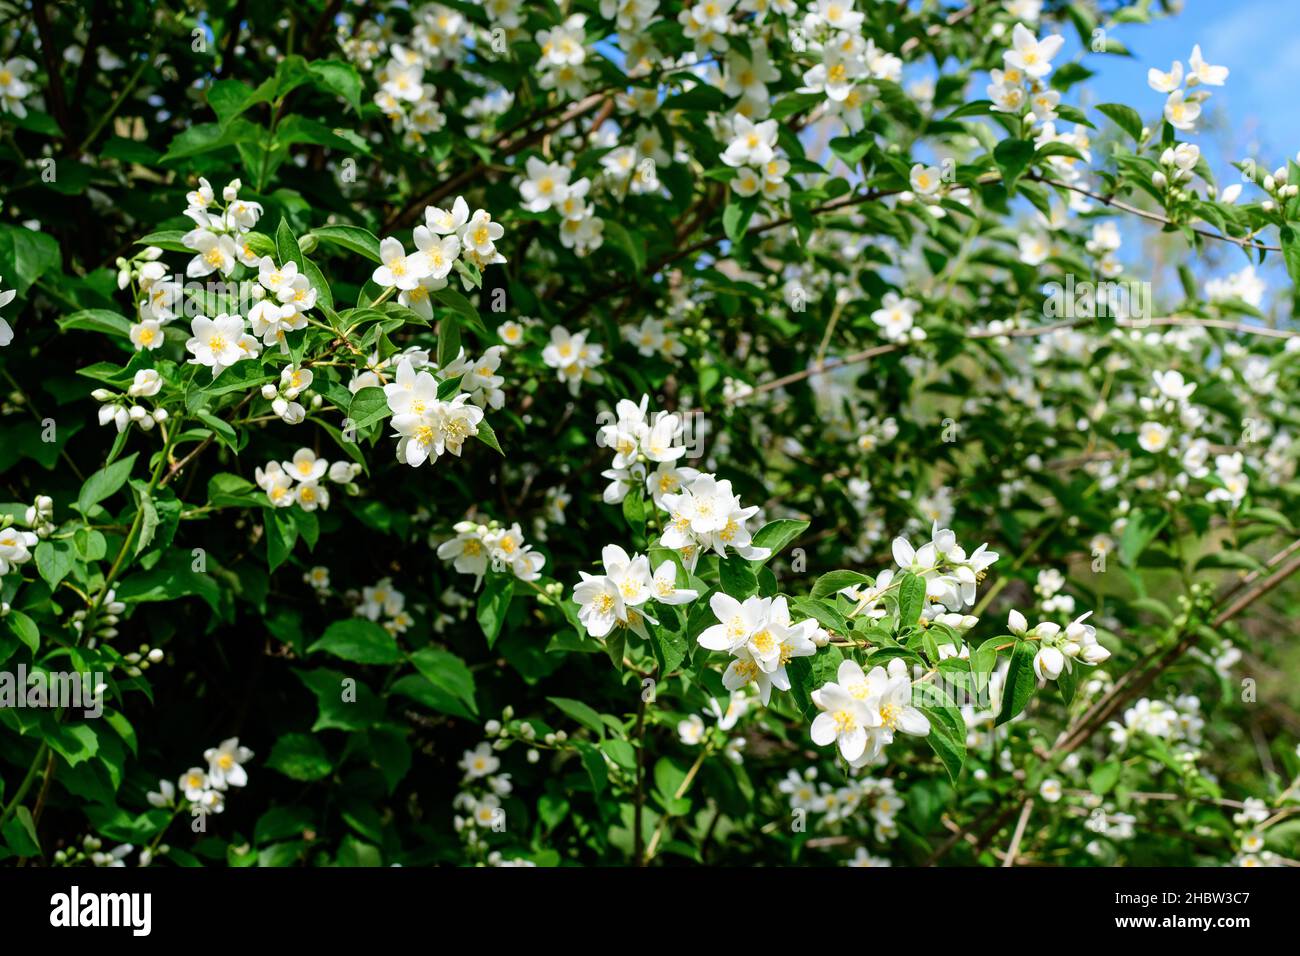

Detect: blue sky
[1080, 0, 1300, 163]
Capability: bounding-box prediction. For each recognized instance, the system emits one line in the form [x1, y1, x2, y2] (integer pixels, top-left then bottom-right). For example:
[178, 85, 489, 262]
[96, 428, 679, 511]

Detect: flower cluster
[260, 365, 315, 425]
[797, 5, 901, 134]
[255, 448, 359, 511]
[357, 577, 414, 635]
[383, 356, 485, 468]
[809, 658, 931, 765]
[1148, 44, 1227, 134]
[247, 258, 317, 353]
[92, 370, 168, 433]
[1008, 608, 1111, 681]
[453, 742, 513, 839]
[720, 116, 789, 206]
[1107, 695, 1204, 753]
[373, 43, 448, 148]
[148, 737, 255, 831]
[597, 394, 697, 507]
[437, 518, 546, 583]
[535, 13, 596, 100]
[541, 325, 605, 396]
[574, 545, 698, 641]
[780, 767, 905, 839]
[697, 593, 823, 704]
[520, 156, 605, 255]
[988, 23, 1064, 122]
[623, 317, 687, 362]
[373, 196, 506, 307]
[182, 177, 264, 279]
[661, 473, 771, 570]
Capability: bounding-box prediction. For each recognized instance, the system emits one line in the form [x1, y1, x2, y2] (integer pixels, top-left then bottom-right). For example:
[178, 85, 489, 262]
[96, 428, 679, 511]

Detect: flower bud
[1033, 646, 1065, 681]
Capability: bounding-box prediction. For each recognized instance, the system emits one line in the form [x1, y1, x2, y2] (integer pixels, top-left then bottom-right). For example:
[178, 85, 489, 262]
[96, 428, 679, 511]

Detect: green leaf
[410, 647, 477, 715]
[996, 641, 1036, 726]
[576, 741, 607, 795]
[898, 572, 926, 628]
[1119, 508, 1168, 567]
[603, 220, 646, 273]
[601, 738, 637, 770]
[34, 539, 76, 590]
[348, 386, 389, 429]
[548, 697, 606, 737]
[311, 224, 381, 262]
[622, 483, 646, 537]
[275, 217, 305, 270]
[5, 609, 39, 653]
[308, 618, 403, 664]
[993, 138, 1035, 194]
[811, 570, 870, 600]
[1096, 103, 1145, 143]
[475, 418, 503, 455]
[719, 555, 758, 598]
[1, 806, 41, 857]
[267, 733, 332, 782]
[477, 572, 514, 647]
[920, 706, 967, 782]
[77, 452, 138, 514]
[309, 60, 364, 113]
[723, 195, 760, 244]
[265, 507, 298, 572]
[750, 518, 809, 562]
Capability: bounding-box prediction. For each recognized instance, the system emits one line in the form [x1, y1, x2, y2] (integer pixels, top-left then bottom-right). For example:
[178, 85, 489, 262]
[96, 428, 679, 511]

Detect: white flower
[810, 660, 882, 762]
[1137, 421, 1171, 453]
[721, 116, 778, 168]
[178, 768, 209, 802]
[1039, 778, 1062, 803]
[651, 561, 698, 605]
[146, 779, 176, 808]
[128, 369, 163, 397]
[203, 737, 253, 788]
[130, 319, 165, 352]
[461, 742, 500, 778]
[1163, 89, 1201, 132]
[373, 236, 432, 290]
[1003, 23, 1063, 79]
[520, 156, 572, 212]
[184, 313, 247, 377]
[1033, 645, 1065, 681]
[438, 522, 492, 578]
[871, 292, 920, 342]
[304, 566, 330, 591]
[284, 447, 328, 484]
[425, 196, 470, 235]
[910, 164, 942, 197]
[183, 230, 238, 278]
[0, 276, 16, 346]
[574, 571, 623, 638]
[1147, 60, 1183, 93]
[1186, 44, 1227, 87]
[677, 714, 706, 745]
[460, 210, 505, 261]
[541, 325, 604, 395]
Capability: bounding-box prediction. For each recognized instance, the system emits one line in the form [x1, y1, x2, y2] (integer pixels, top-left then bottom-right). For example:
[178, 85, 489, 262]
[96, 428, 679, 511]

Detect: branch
[1027, 173, 1282, 252]
[1001, 799, 1035, 868]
